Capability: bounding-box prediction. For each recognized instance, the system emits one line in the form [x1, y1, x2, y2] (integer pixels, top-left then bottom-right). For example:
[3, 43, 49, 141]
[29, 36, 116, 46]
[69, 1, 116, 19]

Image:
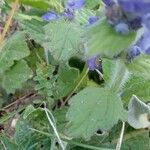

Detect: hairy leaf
[44, 20, 83, 61]
[87, 19, 136, 57]
[85, 0, 101, 9]
[6, 0, 50, 10]
[54, 64, 79, 99]
[122, 131, 150, 150]
[21, 19, 45, 45]
[0, 32, 30, 73]
[2, 60, 33, 93]
[34, 64, 56, 105]
[23, 105, 36, 119]
[128, 95, 150, 129]
[14, 119, 31, 147]
[75, 8, 94, 25]
[126, 55, 150, 80]
[0, 134, 18, 150]
[122, 76, 150, 104]
[67, 87, 125, 139]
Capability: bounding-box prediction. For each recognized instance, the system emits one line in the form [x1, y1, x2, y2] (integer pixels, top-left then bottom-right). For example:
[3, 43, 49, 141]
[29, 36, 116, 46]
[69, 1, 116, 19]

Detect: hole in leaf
[95, 129, 103, 136]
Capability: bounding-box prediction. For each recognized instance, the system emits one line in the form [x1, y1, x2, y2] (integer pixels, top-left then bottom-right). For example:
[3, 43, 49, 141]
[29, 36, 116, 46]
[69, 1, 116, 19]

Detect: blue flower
[42, 11, 60, 21]
[63, 9, 75, 20]
[103, 0, 150, 31]
[42, 0, 85, 22]
[117, 0, 150, 16]
[88, 16, 99, 25]
[103, 0, 114, 6]
[128, 17, 142, 30]
[128, 46, 141, 59]
[66, 0, 85, 10]
[87, 56, 100, 71]
[143, 14, 150, 30]
[115, 22, 129, 35]
[137, 31, 150, 54]
[128, 15, 150, 59]
[85, 16, 101, 71]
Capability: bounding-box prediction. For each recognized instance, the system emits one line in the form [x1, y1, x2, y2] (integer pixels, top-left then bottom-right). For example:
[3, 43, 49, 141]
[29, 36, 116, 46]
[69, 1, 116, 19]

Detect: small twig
[2, 93, 37, 111]
[116, 122, 125, 150]
[0, 0, 19, 44]
[44, 104, 65, 150]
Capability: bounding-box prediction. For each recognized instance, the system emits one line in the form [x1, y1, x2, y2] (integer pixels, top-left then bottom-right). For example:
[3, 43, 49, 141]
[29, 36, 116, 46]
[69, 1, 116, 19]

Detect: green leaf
[122, 76, 150, 104]
[21, 19, 45, 45]
[108, 60, 130, 92]
[102, 59, 115, 83]
[14, 118, 31, 147]
[44, 20, 83, 61]
[121, 131, 150, 150]
[85, 0, 101, 9]
[6, 0, 50, 10]
[128, 95, 150, 129]
[54, 107, 68, 132]
[0, 134, 19, 150]
[66, 87, 125, 139]
[75, 8, 94, 25]
[54, 64, 79, 99]
[34, 64, 55, 104]
[2, 60, 33, 93]
[87, 19, 136, 57]
[23, 105, 36, 119]
[126, 55, 150, 80]
[0, 32, 30, 73]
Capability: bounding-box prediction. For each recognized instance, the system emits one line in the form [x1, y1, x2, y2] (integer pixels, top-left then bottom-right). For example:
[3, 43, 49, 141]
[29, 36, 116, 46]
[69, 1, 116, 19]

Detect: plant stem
[29, 128, 114, 150]
[0, 0, 19, 45]
[64, 65, 89, 104]
[44, 106, 65, 150]
[116, 122, 125, 150]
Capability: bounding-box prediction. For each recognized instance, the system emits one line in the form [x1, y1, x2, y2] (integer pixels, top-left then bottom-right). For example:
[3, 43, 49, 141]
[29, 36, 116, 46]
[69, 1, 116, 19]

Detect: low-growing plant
[0, 0, 150, 150]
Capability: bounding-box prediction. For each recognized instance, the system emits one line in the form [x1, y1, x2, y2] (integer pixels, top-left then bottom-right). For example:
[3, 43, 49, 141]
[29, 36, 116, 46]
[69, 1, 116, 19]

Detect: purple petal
[42, 11, 59, 21]
[118, 0, 150, 16]
[67, 0, 85, 10]
[115, 22, 129, 35]
[138, 31, 150, 53]
[86, 56, 100, 71]
[63, 9, 75, 20]
[103, 0, 114, 6]
[128, 46, 141, 59]
[129, 17, 142, 29]
[143, 14, 150, 30]
[88, 16, 99, 25]
[145, 48, 150, 55]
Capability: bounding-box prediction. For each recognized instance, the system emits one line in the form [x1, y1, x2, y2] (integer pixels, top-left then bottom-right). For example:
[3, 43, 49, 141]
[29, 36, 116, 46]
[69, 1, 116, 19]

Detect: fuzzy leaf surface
[44, 20, 83, 61]
[126, 55, 150, 79]
[67, 87, 125, 139]
[122, 76, 150, 104]
[2, 60, 33, 93]
[87, 20, 136, 57]
[0, 32, 30, 73]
